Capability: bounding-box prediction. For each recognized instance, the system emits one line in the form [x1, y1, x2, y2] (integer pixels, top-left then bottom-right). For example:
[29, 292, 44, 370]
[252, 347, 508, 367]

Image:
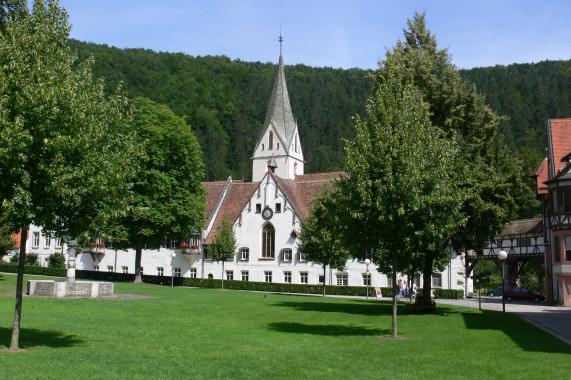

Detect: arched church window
[294, 162, 298, 175]
[269, 131, 273, 150]
[262, 223, 275, 259]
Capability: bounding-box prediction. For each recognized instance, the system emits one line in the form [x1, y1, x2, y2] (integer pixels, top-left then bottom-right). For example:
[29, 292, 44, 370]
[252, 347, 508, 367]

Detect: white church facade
[5, 41, 470, 293]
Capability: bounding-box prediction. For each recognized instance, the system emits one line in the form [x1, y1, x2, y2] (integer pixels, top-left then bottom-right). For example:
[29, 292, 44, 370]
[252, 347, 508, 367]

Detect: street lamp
[364, 259, 371, 299]
[171, 252, 176, 287]
[497, 250, 508, 314]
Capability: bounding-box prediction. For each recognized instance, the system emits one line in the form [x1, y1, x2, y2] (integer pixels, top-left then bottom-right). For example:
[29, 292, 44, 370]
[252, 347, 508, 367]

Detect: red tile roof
[529, 158, 548, 195]
[549, 118, 571, 178]
[204, 181, 259, 244]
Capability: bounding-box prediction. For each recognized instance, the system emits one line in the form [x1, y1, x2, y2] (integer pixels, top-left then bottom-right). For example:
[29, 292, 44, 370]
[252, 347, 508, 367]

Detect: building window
[414, 275, 421, 288]
[157, 267, 164, 276]
[387, 276, 393, 287]
[55, 238, 62, 249]
[275, 203, 282, 213]
[566, 236, 571, 261]
[294, 162, 298, 175]
[169, 239, 179, 249]
[122, 266, 128, 274]
[282, 248, 292, 261]
[300, 272, 308, 284]
[264, 271, 272, 283]
[226, 270, 233, 280]
[564, 188, 571, 213]
[495, 239, 503, 248]
[256, 204, 262, 213]
[318, 275, 325, 284]
[269, 131, 273, 150]
[277, 143, 279, 150]
[203, 245, 210, 260]
[555, 237, 560, 262]
[240, 247, 249, 261]
[298, 252, 306, 262]
[284, 271, 292, 283]
[190, 268, 197, 278]
[140, 267, 144, 275]
[432, 273, 442, 288]
[517, 237, 532, 246]
[94, 265, 99, 272]
[336, 274, 348, 286]
[44, 234, 51, 248]
[174, 268, 181, 277]
[363, 273, 371, 286]
[32, 232, 40, 248]
[241, 271, 249, 281]
[262, 224, 275, 259]
[107, 266, 113, 273]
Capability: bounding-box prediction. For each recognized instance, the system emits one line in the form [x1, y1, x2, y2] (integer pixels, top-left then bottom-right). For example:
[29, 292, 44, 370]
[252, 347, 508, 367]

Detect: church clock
[262, 207, 273, 220]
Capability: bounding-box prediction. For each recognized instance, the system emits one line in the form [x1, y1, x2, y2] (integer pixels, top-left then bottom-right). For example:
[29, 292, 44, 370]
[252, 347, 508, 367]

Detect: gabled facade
[531, 118, 571, 305]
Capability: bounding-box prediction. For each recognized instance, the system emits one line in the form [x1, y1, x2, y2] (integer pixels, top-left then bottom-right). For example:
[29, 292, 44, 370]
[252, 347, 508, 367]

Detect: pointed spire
[260, 35, 296, 151]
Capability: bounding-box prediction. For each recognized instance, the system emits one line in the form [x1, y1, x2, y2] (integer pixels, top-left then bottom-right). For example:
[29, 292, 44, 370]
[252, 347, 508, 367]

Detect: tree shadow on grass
[272, 299, 396, 316]
[461, 309, 571, 354]
[266, 322, 389, 336]
[0, 327, 84, 349]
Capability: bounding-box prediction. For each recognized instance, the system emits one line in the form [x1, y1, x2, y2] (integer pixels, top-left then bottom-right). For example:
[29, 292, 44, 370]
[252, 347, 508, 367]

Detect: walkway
[436, 297, 571, 346]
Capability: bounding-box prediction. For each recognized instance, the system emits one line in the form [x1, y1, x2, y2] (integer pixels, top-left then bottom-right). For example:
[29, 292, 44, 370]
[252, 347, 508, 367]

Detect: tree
[210, 216, 237, 290]
[107, 97, 206, 283]
[0, 221, 16, 260]
[297, 188, 351, 296]
[379, 12, 525, 303]
[0, 0, 137, 350]
[339, 68, 467, 338]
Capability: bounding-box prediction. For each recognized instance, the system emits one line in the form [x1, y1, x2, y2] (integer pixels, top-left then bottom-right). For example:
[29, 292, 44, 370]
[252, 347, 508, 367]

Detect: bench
[405, 299, 436, 314]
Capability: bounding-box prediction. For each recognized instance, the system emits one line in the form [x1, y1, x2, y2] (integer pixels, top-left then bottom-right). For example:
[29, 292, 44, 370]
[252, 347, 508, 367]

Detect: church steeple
[252, 35, 304, 182]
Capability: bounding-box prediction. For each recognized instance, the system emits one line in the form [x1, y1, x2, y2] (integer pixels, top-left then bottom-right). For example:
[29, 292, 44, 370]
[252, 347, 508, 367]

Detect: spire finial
[279, 33, 283, 56]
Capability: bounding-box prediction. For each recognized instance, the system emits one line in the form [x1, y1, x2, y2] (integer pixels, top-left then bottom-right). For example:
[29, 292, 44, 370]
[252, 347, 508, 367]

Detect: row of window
[255, 203, 282, 214]
[495, 237, 535, 247]
[30, 231, 63, 249]
[205, 246, 304, 262]
[553, 235, 571, 262]
[550, 188, 571, 214]
[91, 265, 442, 287]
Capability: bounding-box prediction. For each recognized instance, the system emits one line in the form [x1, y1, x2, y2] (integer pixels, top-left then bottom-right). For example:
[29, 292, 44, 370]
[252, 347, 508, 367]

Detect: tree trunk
[322, 265, 326, 297]
[221, 261, 225, 290]
[10, 228, 27, 351]
[422, 255, 434, 306]
[134, 235, 143, 283]
[391, 268, 398, 338]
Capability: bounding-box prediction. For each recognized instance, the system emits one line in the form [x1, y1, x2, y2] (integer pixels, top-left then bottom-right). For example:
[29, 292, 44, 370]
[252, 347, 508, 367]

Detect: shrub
[47, 252, 66, 268]
[433, 288, 464, 299]
[9, 252, 39, 265]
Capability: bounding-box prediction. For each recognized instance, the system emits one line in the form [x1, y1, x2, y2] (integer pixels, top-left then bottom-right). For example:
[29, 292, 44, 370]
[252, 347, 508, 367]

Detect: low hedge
[433, 288, 464, 299]
[0, 264, 463, 299]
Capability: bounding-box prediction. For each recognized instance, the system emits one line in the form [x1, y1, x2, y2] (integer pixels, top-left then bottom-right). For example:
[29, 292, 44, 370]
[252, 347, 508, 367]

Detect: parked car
[485, 287, 504, 297]
[504, 287, 545, 303]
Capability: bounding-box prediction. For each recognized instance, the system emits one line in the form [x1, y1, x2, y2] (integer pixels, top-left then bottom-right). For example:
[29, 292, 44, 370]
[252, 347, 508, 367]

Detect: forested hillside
[70, 40, 570, 188]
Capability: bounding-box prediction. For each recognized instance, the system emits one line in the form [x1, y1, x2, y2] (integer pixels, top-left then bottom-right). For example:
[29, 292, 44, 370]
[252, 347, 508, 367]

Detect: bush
[47, 252, 66, 268]
[0, 263, 66, 277]
[433, 288, 464, 299]
[9, 252, 39, 265]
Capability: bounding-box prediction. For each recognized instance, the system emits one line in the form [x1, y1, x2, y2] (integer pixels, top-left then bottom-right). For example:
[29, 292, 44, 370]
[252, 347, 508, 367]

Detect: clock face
[262, 207, 273, 220]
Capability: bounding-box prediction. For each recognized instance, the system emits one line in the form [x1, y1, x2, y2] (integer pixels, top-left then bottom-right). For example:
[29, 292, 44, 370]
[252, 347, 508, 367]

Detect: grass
[1, 273, 570, 379]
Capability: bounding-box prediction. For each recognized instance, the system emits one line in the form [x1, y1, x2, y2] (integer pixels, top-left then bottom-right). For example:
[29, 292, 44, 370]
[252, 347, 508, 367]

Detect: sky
[58, 0, 570, 70]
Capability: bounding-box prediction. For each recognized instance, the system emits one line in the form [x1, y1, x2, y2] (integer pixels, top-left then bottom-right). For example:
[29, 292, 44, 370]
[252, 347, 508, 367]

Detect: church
[9, 39, 469, 292]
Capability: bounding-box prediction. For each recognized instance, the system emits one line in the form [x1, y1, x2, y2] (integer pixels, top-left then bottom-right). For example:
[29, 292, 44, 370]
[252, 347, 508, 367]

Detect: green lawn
[1, 273, 569, 379]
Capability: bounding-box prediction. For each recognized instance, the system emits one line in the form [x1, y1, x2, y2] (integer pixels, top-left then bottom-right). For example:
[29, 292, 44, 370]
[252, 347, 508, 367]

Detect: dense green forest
[69, 40, 570, 195]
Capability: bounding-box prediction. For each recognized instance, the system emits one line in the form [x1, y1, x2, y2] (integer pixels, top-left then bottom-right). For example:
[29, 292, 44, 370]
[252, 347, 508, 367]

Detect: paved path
[435, 297, 571, 346]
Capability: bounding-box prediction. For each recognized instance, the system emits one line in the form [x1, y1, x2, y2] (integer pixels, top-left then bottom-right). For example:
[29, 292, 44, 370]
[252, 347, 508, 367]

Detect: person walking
[396, 279, 402, 301]
[412, 280, 417, 301]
